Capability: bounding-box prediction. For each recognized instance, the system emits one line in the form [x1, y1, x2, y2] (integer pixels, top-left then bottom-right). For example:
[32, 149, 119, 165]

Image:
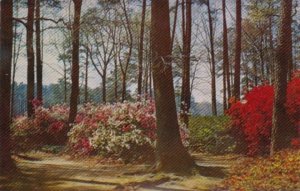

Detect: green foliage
[40, 145, 64, 154]
[189, 116, 236, 154]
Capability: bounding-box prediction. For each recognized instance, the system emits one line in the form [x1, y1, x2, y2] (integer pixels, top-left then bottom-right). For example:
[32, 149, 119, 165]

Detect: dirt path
[0, 152, 239, 191]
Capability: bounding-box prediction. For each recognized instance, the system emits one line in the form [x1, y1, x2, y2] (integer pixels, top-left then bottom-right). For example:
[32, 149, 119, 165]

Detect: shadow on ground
[0, 152, 239, 191]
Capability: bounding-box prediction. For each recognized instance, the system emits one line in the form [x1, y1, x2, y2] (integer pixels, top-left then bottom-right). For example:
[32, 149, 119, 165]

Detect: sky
[14, 0, 238, 103]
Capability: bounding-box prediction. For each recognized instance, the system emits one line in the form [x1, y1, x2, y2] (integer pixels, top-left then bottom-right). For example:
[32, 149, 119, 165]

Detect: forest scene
[1, 0, 300, 190]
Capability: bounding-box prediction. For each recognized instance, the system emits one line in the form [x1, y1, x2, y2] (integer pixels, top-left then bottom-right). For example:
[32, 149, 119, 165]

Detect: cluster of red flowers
[227, 72, 300, 155]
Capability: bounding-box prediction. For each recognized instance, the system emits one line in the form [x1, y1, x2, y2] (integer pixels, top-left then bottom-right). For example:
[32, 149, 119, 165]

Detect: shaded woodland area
[1, 0, 300, 190]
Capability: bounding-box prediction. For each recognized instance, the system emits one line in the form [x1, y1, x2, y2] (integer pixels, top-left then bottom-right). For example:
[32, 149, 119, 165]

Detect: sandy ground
[0, 152, 239, 191]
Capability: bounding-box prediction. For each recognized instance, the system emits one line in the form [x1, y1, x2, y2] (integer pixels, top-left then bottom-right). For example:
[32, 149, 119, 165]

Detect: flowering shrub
[227, 72, 300, 156]
[12, 98, 189, 161]
[68, 100, 189, 162]
[11, 116, 36, 151]
[286, 75, 300, 126]
[11, 105, 69, 151]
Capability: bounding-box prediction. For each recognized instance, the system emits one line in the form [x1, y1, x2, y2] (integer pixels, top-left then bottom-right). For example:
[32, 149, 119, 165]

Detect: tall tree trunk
[287, 26, 293, 80]
[36, 0, 43, 102]
[233, 0, 242, 100]
[102, 69, 107, 103]
[119, 0, 133, 102]
[121, 73, 126, 102]
[63, 60, 67, 103]
[137, 0, 146, 97]
[11, 1, 21, 119]
[269, 16, 275, 84]
[144, 45, 149, 95]
[243, 56, 249, 93]
[259, 38, 265, 81]
[114, 58, 118, 102]
[68, 0, 82, 124]
[222, 63, 227, 112]
[151, 0, 194, 173]
[180, 0, 192, 124]
[253, 61, 258, 86]
[149, 60, 153, 98]
[0, 0, 16, 174]
[207, 0, 217, 116]
[270, 0, 294, 155]
[222, 0, 230, 110]
[180, 0, 186, 114]
[27, 0, 35, 118]
[84, 49, 88, 103]
[171, 0, 179, 52]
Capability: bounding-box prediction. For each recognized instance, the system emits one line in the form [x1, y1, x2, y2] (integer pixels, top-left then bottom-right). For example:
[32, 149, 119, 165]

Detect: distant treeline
[12, 81, 223, 116]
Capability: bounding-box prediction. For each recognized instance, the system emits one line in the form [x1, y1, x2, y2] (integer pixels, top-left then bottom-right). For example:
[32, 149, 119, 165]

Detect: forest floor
[0, 152, 241, 191]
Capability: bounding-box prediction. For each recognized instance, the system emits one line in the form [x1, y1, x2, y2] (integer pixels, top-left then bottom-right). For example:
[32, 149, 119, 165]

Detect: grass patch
[189, 116, 235, 154]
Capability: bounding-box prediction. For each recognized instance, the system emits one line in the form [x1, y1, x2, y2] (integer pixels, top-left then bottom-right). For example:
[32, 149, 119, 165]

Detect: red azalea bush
[227, 72, 300, 156]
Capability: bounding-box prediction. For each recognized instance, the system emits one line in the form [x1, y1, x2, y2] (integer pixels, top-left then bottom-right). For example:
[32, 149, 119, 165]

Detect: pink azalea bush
[11, 104, 70, 151]
[68, 100, 189, 162]
[11, 98, 189, 161]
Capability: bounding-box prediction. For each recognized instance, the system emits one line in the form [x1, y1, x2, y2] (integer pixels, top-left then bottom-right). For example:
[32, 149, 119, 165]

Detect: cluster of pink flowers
[12, 98, 189, 159]
[68, 100, 157, 156]
[68, 99, 189, 160]
[11, 104, 70, 150]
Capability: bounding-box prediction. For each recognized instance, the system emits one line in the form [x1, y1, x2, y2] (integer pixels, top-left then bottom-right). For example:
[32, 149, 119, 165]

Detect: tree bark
[180, 0, 192, 124]
[287, 22, 293, 81]
[207, 0, 217, 116]
[114, 58, 118, 102]
[0, 0, 16, 174]
[149, 62, 153, 98]
[151, 0, 194, 173]
[68, 0, 82, 124]
[270, 0, 294, 155]
[259, 37, 265, 80]
[11, 1, 21, 119]
[27, 0, 35, 118]
[36, 0, 43, 102]
[63, 60, 67, 103]
[84, 49, 89, 103]
[137, 0, 146, 97]
[144, 44, 149, 95]
[171, 0, 179, 52]
[233, 0, 242, 100]
[121, 73, 126, 102]
[253, 61, 258, 86]
[268, 16, 275, 84]
[119, 0, 133, 102]
[222, 0, 230, 110]
[102, 69, 107, 103]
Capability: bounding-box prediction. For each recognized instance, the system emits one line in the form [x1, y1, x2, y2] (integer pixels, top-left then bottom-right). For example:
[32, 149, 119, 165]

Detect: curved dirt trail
[0, 153, 238, 191]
